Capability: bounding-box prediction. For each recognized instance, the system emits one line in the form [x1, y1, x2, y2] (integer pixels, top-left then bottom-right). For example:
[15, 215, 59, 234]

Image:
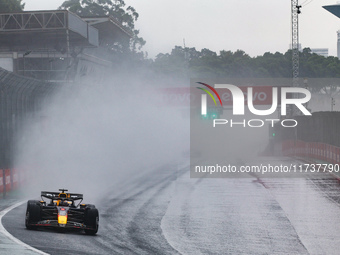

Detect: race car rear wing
[41, 191, 84, 201]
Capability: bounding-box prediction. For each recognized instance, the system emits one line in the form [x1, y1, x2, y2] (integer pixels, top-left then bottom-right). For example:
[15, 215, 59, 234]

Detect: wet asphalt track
[3, 158, 340, 255]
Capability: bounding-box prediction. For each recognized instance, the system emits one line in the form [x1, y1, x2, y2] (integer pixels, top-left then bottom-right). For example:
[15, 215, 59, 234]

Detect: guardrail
[282, 139, 340, 163]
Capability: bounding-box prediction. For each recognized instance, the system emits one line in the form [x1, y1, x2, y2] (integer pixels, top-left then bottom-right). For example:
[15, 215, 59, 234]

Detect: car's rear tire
[84, 208, 99, 235]
[25, 200, 41, 230]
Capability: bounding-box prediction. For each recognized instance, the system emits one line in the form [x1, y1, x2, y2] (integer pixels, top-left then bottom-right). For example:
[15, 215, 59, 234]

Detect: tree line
[3, 0, 340, 84]
[151, 46, 340, 79]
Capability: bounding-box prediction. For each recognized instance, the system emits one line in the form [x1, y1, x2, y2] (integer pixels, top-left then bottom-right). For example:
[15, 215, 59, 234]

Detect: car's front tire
[84, 208, 99, 235]
[25, 200, 41, 230]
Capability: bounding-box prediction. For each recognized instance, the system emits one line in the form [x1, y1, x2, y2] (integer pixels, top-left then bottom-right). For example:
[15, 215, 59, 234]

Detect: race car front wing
[32, 220, 94, 230]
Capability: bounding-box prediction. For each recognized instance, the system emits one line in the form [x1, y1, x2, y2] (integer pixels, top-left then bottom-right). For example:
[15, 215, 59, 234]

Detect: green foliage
[59, 0, 145, 52]
[152, 46, 340, 83]
[0, 0, 25, 12]
[151, 46, 340, 93]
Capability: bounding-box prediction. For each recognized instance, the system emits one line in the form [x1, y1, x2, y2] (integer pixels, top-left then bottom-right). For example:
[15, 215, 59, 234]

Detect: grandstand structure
[0, 10, 131, 82]
[0, 10, 132, 176]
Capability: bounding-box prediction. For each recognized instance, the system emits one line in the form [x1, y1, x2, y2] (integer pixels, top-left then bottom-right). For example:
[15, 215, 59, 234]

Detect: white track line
[0, 201, 49, 255]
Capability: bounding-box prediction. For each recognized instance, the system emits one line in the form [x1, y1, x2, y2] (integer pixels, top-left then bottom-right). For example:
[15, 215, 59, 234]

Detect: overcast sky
[24, 0, 340, 58]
